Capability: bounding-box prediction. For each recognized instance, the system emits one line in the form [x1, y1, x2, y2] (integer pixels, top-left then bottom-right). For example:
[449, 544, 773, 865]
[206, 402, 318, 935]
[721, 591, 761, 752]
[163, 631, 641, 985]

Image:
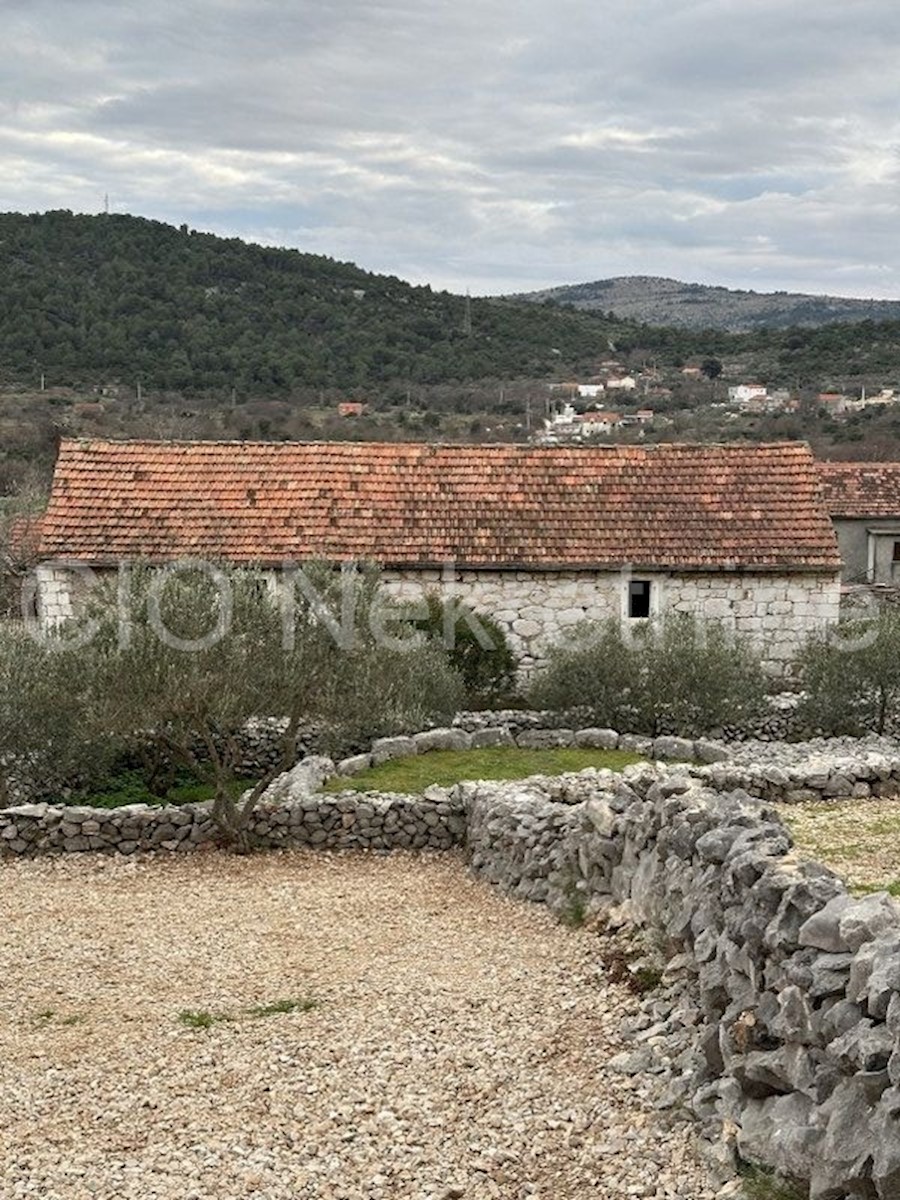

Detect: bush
[413, 593, 517, 704]
[528, 614, 767, 736]
[0, 623, 120, 805]
[634, 613, 768, 736]
[527, 620, 640, 729]
[795, 609, 900, 735]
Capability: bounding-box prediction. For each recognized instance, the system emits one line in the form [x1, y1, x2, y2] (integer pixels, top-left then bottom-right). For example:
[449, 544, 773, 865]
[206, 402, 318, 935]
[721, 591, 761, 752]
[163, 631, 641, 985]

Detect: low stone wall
[0, 757, 465, 856]
[462, 764, 900, 1198]
[339, 725, 900, 808]
[6, 724, 900, 859]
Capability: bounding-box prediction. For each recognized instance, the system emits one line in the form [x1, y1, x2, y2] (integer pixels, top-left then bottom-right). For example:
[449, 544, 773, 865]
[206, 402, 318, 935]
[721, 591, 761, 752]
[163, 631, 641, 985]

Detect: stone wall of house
[383, 568, 841, 671]
[32, 563, 840, 672]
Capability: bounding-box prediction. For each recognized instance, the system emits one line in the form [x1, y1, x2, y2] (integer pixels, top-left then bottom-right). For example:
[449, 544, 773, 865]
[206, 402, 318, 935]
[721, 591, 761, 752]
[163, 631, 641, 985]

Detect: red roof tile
[820, 461, 900, 518]
[37, 439, 840, 572]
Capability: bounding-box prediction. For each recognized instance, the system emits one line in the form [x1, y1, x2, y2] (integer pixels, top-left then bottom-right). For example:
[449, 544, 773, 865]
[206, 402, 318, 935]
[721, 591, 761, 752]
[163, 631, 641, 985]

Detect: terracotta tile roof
[6, 515, 43, 563]
[37, 439, 840, 572]
[819, 461, 900, 518]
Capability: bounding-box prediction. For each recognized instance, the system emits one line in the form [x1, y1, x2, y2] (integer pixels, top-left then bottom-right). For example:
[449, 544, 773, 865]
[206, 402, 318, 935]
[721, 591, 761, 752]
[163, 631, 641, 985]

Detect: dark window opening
[628, 580, 652, 619]
[892, 541, 900, 563]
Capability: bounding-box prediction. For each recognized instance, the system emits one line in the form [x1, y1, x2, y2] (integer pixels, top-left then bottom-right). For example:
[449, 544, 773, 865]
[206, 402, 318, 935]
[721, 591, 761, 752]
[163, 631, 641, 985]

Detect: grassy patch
[321, 746, 642, 794]
[178, 1009, 229, 1029]
[779, 797, 900, 892]
[247, 997, 318, 1018]
[179, 997, 318, 1028]
[31, 1009, 84, 1028]
[739, 1163, 808, 1200]
[77, 771, 257, 810]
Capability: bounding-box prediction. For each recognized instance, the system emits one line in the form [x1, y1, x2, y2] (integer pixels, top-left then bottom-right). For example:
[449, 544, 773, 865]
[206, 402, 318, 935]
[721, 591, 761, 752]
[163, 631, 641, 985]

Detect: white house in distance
[31, 439, 841, 672]
[728, 384, 768, 406]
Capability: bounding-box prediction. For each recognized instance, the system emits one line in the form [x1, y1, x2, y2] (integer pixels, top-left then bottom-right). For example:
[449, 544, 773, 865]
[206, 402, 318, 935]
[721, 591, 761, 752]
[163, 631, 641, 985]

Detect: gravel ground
[0, 850, 714, 1200]
[781, 797, 900, 891]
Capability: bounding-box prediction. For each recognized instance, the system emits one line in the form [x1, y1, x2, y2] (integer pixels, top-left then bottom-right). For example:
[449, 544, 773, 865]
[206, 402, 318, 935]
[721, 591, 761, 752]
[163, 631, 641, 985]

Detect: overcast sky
[3, 0, 899, 297]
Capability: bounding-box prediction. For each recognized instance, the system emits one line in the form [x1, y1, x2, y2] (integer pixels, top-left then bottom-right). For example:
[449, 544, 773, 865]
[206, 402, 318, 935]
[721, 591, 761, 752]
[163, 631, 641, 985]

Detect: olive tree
[83, 561, 463, 848]
[0, 624, 117, 806]
[795, 608, 900, 735]
[528, 613, 767, 736]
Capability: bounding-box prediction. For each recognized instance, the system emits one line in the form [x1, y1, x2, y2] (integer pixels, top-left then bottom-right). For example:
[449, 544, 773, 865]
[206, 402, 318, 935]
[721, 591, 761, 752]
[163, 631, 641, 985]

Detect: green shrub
[0, 624, 121, 805]
[413, 593, 517, 704]
[633, 613, 768, 736]
[795, 608, 900, 735]
[528, 614, 767, 736]
[527, 619, 640, 729]
[71, 561, 464, 844]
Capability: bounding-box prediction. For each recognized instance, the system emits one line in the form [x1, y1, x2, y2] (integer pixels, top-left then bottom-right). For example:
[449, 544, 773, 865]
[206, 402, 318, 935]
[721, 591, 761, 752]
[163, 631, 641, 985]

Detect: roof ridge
[58, 436, 814, 453]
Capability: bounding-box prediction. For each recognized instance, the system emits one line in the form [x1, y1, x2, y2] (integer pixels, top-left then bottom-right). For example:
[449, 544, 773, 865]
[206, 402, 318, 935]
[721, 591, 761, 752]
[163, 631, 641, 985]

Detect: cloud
[0, 0, 898, 297]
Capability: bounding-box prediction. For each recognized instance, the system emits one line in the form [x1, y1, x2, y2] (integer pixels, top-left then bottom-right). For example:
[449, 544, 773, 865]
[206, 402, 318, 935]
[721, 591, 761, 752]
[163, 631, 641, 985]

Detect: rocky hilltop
[513, 274, 900, 332]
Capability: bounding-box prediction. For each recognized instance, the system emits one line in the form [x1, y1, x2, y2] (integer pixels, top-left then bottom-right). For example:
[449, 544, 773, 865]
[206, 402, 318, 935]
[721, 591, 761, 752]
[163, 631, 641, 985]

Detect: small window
[892, 542, 900, 563]
[628, 580, 652, 619]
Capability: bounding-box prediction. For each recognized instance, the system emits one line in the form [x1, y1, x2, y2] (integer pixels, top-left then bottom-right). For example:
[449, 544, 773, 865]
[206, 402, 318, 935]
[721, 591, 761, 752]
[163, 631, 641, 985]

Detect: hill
[512, 275, 900, 332]
[0, 211, 638, 394]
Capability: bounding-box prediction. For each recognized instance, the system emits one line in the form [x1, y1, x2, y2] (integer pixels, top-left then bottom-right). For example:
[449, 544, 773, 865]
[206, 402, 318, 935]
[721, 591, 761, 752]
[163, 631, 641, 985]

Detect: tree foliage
[528, 614, 767, 736]
[0, 211, 633, 394]
[413, 592, 517, 704]
[795, 608, 900, 735]
[75, 562, 464, 846]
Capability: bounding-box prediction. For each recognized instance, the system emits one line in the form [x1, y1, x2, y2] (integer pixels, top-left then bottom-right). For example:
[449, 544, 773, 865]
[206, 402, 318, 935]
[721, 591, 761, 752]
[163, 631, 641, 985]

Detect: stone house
[32, 439, 841, 671]
[819, 461, 900, 584]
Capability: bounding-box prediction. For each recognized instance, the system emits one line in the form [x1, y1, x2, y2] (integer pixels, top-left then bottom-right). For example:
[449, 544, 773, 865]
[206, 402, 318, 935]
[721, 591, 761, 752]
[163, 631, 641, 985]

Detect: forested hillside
[0, 211, 637, 393]
[3, 211, 900, 398]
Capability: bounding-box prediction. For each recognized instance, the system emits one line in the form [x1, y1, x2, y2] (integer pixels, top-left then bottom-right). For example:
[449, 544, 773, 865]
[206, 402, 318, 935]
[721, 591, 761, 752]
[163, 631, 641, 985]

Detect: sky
[2, 0, 900, 298]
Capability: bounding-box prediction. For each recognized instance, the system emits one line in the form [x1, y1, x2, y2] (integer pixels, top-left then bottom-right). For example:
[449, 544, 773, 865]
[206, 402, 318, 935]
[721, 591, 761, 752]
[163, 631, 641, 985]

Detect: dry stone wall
[6, 724, 900, 856]
[463, 765, 900, 1198]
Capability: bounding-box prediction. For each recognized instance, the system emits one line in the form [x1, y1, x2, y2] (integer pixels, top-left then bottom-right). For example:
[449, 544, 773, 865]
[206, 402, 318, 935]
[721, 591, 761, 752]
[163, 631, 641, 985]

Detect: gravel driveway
[0, 850, 713, 1200]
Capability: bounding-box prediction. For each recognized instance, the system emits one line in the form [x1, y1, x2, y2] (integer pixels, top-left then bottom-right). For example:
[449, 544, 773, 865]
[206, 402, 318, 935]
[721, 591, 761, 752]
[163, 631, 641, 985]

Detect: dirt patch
[0, 849, 713, 1200]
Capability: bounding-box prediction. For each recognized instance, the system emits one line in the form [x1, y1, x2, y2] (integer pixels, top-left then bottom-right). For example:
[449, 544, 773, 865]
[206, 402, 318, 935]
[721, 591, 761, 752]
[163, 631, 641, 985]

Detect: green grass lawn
[320, 746, 642, 794]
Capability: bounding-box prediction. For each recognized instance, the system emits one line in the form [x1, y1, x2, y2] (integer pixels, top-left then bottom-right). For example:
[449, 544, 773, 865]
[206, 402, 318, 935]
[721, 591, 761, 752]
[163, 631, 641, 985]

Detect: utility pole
[136, 379, 142, 403]
[526, 396, 532, 435]
[462, 290, 472, 336]
[104, 193, 109, 215]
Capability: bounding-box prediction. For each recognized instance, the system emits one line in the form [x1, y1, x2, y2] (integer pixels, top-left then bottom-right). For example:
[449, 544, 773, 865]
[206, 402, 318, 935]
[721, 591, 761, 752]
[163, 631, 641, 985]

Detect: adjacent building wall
[832, 517, 900, 584]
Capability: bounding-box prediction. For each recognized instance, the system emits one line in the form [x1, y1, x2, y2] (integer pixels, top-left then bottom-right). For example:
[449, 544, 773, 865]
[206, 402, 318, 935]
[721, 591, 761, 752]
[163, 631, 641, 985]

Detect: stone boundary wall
[462, 765, 900, 1198]
[0, 786, 465, 857]
[5, 723, 900, 856]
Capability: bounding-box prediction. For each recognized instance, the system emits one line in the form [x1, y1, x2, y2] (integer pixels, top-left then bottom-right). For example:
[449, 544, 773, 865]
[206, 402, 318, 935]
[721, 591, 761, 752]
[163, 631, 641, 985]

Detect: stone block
[652, 736, 695, 762]
[514, 729, 574, 749]
[618, 734, 654, 755]
[336, 753, 373, 776]
[470, 727, 514, 749]
[412, 728, 471, 753]
[370, 736, 418, 764]
[574, 727, 619, 749]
